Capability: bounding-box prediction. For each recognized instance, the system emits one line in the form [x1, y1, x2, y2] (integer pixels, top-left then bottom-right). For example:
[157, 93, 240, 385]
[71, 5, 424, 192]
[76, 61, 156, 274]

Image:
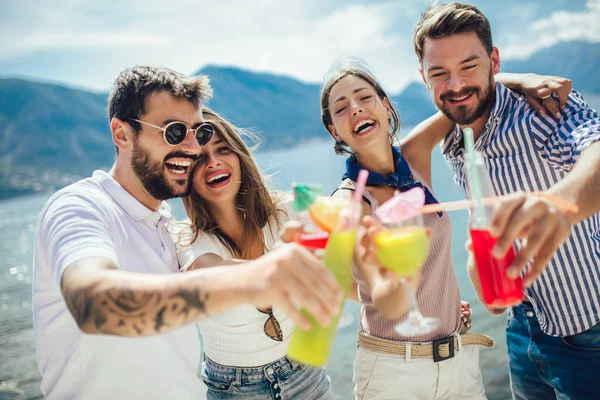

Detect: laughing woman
[174, 108, 335, 400]
[319, 58, 569, 400]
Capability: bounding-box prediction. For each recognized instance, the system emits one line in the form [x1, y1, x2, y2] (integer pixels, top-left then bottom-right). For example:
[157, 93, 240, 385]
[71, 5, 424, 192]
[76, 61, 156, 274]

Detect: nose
[350, 99, 363, 117]
[179, 128, 202, 155]
[205, 152, 221, 169]
[446, 72, 464, 93]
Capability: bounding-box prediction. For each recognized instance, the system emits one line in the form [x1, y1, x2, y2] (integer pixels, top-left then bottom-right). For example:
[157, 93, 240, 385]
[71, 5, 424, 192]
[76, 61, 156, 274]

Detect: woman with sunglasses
[173, 107, 335, 400]
[319, 58, 571, 399]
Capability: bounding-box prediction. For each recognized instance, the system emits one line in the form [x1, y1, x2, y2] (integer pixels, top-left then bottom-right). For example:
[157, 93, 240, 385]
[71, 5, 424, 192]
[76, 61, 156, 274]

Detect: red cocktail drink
[470, 228, 523, 307]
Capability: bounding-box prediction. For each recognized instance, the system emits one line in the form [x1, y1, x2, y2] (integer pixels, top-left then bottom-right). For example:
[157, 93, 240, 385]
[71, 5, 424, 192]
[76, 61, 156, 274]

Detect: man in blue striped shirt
[412, 3, 600, 399]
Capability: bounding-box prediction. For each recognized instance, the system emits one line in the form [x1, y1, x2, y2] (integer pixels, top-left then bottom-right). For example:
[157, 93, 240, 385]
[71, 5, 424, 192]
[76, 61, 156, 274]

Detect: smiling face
[326, 75, 392, 152]
[130, 91, 204, 200]
[191, 132, 242, 206]
[420, 31, 500, 126]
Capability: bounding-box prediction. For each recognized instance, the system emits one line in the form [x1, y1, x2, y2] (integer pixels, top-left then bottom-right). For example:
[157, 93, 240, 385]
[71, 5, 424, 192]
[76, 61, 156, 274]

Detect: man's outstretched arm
[62, 244, 342, 337]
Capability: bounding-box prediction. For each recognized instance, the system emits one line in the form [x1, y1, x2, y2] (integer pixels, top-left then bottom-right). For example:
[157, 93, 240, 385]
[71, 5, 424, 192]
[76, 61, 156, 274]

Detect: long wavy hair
[320, 57, 402, 156]
[180, 107, 287, 259]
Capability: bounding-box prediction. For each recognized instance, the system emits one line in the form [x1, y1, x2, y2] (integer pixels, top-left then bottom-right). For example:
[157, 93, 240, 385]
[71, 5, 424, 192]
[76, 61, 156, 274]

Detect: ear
[111, 118, 134, 152]
[382, 97, 392, 118]
[327, 125, 342, 142]
[419, 68, 431, 90]
[491, 46, 500, 75]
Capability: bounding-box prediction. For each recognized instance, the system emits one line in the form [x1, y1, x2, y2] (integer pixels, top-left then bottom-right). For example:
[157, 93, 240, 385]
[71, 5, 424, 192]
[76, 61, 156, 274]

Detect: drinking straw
[420, 192, 579, 215]
[343, 169, 369, 230]
[463, 127, 487, 224]
[353, 169, 369, 206]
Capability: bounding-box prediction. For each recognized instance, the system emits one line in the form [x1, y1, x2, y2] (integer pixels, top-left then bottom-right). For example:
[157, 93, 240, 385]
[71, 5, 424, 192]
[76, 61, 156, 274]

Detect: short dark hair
[108, 65, 213, 133]
[413, 2, 493, 63]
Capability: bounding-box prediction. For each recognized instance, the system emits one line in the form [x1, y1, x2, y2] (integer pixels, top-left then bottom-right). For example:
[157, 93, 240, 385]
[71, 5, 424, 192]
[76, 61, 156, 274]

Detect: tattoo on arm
[170, 289, 209, 314]
[63, 278, 211, 337]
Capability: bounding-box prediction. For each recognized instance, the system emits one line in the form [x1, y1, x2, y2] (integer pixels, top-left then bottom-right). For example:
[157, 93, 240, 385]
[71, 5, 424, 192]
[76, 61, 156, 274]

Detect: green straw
[463, 128, 486, 224]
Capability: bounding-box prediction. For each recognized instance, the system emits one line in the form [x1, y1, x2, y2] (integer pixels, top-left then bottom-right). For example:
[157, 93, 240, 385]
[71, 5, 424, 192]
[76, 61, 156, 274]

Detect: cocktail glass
[375, 212, 439, 336]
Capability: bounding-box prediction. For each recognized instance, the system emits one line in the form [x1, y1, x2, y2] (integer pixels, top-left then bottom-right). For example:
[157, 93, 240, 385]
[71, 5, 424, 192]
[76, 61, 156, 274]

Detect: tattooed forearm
[106, 290, 155, 313]
[64, 289, 95, 328]
[59, 258, 244, 337]
[63, 283, 211, 337]
[154, 306, 168, 331]
[170, 290, 210, 314]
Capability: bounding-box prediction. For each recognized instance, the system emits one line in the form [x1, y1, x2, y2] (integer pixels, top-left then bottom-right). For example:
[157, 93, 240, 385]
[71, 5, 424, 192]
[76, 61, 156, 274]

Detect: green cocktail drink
[287, 228, 357, 367]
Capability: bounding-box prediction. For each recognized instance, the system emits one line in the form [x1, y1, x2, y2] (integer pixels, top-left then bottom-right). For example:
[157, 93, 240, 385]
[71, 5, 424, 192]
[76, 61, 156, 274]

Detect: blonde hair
[180, 107, 287, 259]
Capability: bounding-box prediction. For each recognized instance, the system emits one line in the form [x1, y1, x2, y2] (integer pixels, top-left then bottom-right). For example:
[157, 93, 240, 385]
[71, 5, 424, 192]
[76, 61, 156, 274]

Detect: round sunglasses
[130, 118, 214, 146]
[257, 307, 283, 342]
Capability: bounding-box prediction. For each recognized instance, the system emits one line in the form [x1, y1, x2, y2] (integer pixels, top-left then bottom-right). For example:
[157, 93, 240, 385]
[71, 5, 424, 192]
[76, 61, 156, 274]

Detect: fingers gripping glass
[257, 308, 283, 342]
[130, 119, 214, 146]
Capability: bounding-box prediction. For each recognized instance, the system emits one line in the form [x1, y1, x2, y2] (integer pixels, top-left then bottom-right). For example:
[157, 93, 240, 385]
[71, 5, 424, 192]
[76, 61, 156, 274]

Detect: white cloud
[502, 0, 600, 59]
[0, 0, 426, 92]
[6, 32, 170, 56]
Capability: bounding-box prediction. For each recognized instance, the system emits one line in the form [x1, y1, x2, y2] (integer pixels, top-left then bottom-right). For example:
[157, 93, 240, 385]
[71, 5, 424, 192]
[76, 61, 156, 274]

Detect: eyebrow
[333, 87, 370, 105]
[427, 55, 482, 73]
[161, 119, 179, 126]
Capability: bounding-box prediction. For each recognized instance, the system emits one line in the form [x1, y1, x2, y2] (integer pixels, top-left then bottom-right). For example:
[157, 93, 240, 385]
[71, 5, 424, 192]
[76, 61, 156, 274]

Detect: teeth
[166, 160, 192, 167]
[207, 173, 230, 183]
[451, 94, 469, 101]
[169, 168, 186, 175]
[354, 119, 374, 133]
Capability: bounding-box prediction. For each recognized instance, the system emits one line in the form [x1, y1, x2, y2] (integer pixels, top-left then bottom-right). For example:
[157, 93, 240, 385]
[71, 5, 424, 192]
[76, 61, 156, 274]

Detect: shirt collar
[92, 170, 173, 225]
[442, 82, 513, 157]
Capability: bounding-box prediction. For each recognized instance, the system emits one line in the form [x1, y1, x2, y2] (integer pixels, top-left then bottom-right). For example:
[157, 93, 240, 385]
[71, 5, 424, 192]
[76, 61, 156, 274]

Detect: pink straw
[353, 169, 369, 205]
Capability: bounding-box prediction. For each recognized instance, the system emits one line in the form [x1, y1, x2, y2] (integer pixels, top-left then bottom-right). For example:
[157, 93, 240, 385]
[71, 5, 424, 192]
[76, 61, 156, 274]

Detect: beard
[131, 140, 194, 201]
[436, 70, 495, 125]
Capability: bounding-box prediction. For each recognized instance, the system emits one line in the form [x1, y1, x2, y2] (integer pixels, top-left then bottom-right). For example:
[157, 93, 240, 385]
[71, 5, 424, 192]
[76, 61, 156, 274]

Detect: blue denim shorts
[202, 355, 335, 400]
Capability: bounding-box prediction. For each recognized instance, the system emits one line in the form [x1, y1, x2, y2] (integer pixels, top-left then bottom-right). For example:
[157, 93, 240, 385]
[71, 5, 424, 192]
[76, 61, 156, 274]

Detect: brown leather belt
[358, 331, 495, 362]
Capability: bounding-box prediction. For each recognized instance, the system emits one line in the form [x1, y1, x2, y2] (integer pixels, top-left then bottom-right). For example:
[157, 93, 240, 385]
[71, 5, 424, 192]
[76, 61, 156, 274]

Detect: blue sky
[0, 0, 598, 93]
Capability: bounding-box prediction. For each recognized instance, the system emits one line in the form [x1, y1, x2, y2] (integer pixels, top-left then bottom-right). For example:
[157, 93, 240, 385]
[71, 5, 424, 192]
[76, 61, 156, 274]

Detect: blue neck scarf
[341, 145, 442, 216]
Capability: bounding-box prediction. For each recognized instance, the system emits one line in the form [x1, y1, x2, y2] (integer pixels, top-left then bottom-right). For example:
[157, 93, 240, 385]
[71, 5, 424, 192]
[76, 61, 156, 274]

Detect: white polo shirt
[33, 170, 206, 400]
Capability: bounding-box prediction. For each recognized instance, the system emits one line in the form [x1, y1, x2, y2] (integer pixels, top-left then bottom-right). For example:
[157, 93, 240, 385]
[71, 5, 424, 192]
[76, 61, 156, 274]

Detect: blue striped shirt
[442, 82, 600, 337]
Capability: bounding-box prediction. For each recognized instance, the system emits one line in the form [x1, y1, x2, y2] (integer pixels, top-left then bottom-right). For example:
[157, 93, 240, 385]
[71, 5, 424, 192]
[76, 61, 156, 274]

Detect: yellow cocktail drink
[375, 226, 429, 275]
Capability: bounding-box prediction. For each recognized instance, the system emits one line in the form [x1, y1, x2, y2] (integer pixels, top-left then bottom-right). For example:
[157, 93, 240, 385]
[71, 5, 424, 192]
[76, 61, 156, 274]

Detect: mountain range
[1, 40, 599, 199]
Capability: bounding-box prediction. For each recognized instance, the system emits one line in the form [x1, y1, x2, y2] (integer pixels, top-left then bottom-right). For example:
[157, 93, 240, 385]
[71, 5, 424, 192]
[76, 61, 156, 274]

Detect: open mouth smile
[352, 118, 376, 136]
[446, 92, 475, 104]
[165, 158, 193, 176]
[205, 172, 232, 188]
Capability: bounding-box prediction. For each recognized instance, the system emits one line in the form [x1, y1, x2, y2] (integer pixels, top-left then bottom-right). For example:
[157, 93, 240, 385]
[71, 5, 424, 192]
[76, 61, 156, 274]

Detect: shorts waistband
[203, 355, 303, 384]
[358, 332, 495, 362]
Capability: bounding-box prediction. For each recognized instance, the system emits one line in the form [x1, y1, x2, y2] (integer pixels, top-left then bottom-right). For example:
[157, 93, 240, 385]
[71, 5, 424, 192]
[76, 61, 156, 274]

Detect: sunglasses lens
[264, 315, 283, 342]
[196, 123, 214, 146]
[164, 123, 188, 145]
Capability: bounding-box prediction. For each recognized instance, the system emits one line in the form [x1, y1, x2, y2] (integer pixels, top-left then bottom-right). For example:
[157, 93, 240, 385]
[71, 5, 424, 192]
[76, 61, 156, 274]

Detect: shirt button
[526, 311, 534, 318]
[273, 383, 279, 389]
